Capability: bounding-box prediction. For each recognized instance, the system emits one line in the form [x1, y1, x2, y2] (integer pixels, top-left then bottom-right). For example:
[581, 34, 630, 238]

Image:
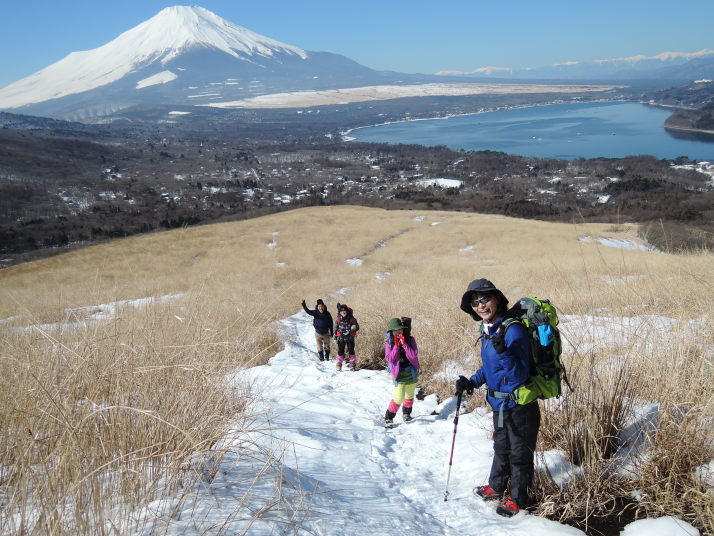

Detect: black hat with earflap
[459, 278, 508, 320]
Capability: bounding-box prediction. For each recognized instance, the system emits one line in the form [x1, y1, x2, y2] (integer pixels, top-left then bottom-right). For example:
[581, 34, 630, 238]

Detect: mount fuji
[0, 6, 426, 121]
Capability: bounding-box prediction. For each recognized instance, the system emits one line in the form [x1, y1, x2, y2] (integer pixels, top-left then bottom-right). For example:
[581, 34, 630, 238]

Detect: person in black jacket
[301, 298, 334, 361]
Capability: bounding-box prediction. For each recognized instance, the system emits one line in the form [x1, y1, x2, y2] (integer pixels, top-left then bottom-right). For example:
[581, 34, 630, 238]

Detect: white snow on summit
[594, 48, 714, 64]
[0, 5, 307, 109]
[436, 48, 714, 77]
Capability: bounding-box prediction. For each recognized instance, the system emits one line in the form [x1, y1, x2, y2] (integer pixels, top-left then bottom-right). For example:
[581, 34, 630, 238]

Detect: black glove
[455, 375, 475, 396]
[301, 300, 306, 308]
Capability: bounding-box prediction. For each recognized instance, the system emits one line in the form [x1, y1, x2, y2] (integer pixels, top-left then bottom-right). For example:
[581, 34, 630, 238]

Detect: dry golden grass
[1, 206, 712, 534]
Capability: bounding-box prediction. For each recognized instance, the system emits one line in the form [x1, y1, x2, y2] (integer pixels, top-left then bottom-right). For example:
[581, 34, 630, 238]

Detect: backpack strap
[480, 318, 525, 428]
[486, 388, 518, 428]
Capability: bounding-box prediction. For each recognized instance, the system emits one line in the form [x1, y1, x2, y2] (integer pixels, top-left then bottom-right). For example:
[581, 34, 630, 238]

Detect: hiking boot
[402, 405, 413, 422]
[346, 362, 355, 371]
[335, 362, 342, 371]
[318, 351, 325, 361]
[496, 495, 519, 517]
[384, 409, 396, 427]
[474, 485, 503, 501]
[324, 350, 330, 361]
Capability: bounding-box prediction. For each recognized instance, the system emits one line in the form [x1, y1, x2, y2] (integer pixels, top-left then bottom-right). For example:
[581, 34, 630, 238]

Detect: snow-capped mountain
[437, 49, 714, 81]
[0, 6, 414, 121]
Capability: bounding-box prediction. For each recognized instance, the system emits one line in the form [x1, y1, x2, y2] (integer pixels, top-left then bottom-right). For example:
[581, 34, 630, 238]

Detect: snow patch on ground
[16, 294, 183, 333]
[600, 274, 645, 285]
[621, 516, 700, 536]
[266, 231, 279, 249]
[598, 237, 656, 251]
[537, 450, 581, 488]
[345, 232, 408, 266]
[672, 162, 714, 186]
[136, 70, 178, 89]
[695, 460, 714, 489]
[203, 83, 614, 109]
[414, 178, 463, 188]
[578, 235, 657, 252]
[558, 313, 706, 355]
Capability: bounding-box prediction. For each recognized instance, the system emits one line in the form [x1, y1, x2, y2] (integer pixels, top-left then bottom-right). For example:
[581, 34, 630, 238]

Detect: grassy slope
[1, 206, 712, 533]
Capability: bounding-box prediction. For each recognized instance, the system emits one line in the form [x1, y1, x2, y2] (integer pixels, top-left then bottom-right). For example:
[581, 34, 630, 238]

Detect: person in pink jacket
[383, 317, 420, 427]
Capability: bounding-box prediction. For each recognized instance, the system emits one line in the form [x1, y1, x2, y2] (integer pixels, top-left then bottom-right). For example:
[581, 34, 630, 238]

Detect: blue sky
[1, 0, 713, 88]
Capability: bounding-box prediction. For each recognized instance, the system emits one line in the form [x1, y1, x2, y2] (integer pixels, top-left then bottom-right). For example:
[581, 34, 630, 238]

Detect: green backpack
[482, 296, 573, 405]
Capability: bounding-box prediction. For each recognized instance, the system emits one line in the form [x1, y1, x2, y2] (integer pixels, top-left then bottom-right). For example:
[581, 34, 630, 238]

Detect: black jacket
[302, 302, 334, 335]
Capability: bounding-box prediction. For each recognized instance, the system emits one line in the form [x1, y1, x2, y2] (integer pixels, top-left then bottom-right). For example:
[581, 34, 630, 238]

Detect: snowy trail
[196, 312, 584, 536]
[135, 311, 698, 535]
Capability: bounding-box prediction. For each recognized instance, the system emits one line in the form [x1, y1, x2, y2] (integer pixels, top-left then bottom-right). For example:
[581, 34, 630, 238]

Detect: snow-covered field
[128, 311, 701, 535]
[204, 83, 614, 109]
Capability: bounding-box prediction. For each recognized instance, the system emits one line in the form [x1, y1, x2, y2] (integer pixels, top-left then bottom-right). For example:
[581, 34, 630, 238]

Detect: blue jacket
[470, 317, 531, 412]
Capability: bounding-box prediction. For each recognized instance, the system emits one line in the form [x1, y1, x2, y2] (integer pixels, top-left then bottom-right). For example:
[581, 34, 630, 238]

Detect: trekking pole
[443, 391, 463, 502]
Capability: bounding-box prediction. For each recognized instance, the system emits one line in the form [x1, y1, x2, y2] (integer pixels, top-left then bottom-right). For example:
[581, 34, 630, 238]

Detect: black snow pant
[336, 338, 355, 357]
[488, 401, 540, 508]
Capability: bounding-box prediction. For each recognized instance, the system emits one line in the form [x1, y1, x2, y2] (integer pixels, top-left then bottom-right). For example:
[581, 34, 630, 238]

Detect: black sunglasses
[470, 296, 493, 307]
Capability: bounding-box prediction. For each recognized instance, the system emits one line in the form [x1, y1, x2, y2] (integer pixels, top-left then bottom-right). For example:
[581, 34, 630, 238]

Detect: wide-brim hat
[386, 317, 407, 331]
[459, 278, 508, 320]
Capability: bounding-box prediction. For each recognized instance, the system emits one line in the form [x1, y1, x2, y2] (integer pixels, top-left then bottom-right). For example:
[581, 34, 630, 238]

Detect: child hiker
[383, 317, 420, 427]
[454, 278, 539, 518]
[334, 303, 359, 371]
[301, 298, 334, 361]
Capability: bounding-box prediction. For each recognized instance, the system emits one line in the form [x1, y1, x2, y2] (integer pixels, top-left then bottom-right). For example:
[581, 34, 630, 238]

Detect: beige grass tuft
[1, 206, 712, 533]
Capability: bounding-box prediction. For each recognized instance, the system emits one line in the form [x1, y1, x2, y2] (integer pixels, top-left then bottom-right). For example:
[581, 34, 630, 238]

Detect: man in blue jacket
[455, 279, 540, 518]
[301, 298, 334, 361]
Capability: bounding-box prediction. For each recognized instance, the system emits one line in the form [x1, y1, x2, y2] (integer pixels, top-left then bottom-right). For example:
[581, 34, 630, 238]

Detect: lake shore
[343, 101, 714, 161]
[340, 98, 625, 141]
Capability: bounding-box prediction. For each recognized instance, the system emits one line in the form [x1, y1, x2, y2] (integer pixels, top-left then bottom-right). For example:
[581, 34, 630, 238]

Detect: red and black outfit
[334, 304, 359, 369]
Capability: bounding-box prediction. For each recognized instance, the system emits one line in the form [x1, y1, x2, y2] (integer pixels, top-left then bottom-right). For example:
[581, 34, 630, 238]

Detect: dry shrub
[639, 220, 714, 253]
[534, 307, 714, 534]
[0, 206, 712, 533]
[541, 353, 635, 466]
[0, 295, 282, 534]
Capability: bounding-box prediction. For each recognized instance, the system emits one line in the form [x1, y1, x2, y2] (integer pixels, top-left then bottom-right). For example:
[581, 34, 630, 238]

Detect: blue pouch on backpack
[537, 324, 554, 346]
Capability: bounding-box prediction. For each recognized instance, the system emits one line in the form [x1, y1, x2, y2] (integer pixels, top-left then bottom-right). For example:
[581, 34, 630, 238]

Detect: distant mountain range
[0, 6, 436, 121]
[436, 50, 714, 81]
[0, 6, 712, 121]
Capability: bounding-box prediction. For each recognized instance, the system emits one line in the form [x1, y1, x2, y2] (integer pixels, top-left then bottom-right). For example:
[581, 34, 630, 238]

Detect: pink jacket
[385, 337, 420, 382]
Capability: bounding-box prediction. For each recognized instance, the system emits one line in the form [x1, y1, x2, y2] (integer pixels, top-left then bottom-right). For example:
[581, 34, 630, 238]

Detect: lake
[347, 102, 714, 161]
